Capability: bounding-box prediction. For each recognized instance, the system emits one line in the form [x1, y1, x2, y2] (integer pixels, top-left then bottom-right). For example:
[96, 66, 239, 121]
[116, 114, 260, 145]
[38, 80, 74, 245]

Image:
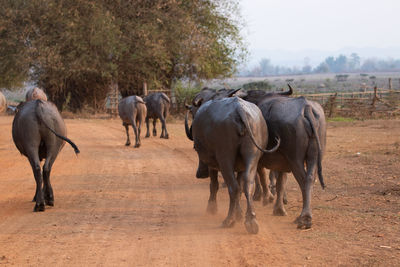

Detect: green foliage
[173, 81, 202, 112]
[0, 0, 246, 111]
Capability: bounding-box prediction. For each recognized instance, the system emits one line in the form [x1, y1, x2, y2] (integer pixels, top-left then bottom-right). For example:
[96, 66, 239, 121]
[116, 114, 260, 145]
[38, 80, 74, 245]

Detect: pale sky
[240, 0, 400, 65]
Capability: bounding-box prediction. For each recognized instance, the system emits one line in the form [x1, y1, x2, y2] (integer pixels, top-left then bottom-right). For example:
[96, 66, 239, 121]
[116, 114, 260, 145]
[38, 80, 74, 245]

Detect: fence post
[389, 78, 392, 90]
[108, 82, 119, 117]
[143, 82, 148, 96]
[370, 86, 378, 116]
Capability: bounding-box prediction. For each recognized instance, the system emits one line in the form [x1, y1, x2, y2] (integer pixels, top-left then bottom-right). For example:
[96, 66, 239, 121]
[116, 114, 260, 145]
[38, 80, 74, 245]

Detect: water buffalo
[0, 92, 6, 113]
[242, 89, 326, 229]
[12, 100, 80, 212]
[26, 87, 48, 101]
[118, 95, 147, 148]
[185, 97, 280, 234]
[185, 87, 290, 214]
[143, 92, 170, 139]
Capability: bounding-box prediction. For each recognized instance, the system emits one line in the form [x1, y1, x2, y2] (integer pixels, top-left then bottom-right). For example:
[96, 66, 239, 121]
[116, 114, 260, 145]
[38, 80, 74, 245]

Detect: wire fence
[301, 87, 400, 118]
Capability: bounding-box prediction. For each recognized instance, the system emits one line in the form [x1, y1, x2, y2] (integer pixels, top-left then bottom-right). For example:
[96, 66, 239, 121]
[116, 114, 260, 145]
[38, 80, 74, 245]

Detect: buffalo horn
[184, 110, 193, 141]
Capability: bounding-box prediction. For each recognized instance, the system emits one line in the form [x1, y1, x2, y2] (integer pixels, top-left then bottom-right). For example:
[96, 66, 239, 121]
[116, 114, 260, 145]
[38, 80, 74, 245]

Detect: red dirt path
[0, 116, 399, 266]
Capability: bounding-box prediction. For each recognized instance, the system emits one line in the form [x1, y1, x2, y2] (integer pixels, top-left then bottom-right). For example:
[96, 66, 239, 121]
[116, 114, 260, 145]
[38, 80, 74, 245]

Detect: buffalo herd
[4, 85, 326, 234]
[185, 85, 326, 232]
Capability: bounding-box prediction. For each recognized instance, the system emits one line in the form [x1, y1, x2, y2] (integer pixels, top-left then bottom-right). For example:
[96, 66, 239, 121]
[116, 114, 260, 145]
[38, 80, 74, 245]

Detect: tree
[0, 0, 32, 89]
[349, 52, 360, 71]
[0, 0, 246, 111]
[259, 58, 273, 76]
[314, 62, 330, 73]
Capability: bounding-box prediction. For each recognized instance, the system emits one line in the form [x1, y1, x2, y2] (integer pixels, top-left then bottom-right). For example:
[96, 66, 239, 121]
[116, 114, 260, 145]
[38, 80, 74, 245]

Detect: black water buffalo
[242, 89, 326, 229]
[26, 87, 47, 101]
[185, 97, 280, 234]
[12, 100, 80, 212]
[185, 87, 290, 214]
[118, 95, 147, 148]
[143, 92, 170, 139]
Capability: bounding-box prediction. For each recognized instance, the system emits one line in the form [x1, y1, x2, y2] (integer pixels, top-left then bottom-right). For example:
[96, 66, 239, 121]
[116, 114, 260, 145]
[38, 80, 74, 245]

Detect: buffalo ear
[192, 97, 203, 107]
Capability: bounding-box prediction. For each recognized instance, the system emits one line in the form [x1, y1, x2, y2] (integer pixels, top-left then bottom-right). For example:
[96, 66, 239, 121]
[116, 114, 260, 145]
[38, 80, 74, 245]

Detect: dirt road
[0, 116, 399, 266]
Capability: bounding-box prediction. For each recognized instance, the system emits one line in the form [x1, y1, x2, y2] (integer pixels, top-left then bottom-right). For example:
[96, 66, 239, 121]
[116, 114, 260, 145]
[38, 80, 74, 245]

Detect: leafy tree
[0, 0, 246, 111]
[349, 52, 360, 70]
[259, 58, 274, 76]
[0, 0, 32, 89]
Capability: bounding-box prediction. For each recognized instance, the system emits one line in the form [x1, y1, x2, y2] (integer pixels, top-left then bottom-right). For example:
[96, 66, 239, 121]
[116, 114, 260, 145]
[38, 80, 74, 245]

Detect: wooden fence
[106, 83, 172, 116]
[301, 87, 400, 118]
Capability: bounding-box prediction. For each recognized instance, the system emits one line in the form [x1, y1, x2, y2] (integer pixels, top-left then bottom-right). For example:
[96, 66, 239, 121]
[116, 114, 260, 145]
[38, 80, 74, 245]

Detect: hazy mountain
[246, 46, 400, 68]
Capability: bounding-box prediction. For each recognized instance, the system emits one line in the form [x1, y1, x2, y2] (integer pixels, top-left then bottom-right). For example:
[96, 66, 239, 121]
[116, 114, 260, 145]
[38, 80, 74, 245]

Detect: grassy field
[205, 72, 400, 93]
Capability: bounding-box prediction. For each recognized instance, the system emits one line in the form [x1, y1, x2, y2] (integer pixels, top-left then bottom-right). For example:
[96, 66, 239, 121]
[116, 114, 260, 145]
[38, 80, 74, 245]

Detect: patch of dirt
[0, 116, 399, 266]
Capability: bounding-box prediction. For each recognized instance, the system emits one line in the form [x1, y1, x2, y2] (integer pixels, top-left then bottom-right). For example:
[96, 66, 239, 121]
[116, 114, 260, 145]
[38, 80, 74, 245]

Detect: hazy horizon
[240, 0, 400, 67]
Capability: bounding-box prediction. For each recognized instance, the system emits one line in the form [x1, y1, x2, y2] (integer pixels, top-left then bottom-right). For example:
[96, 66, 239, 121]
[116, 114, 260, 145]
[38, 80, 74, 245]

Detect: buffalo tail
[236, 105, 280, 154]
[304, 105, 325, 189]
[35, 100, 80, 155]
[184, 110, 193, 141]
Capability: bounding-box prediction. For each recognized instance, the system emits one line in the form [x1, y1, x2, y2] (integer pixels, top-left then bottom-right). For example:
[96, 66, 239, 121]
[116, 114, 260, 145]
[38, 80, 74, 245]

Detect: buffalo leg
[273, 172, 288, 216]
[270, 170, 288, 204]
[234, 174, 243, 221]
[160, 116, 169, 139]
[152, 119, 157, 136]
[130, 118, 140, 148]
[137, 117, 143, 144]
[145, 117, 150, 138]
[29, 156, 45, 212]
[259, 168, 274, 205]
[290, 160, 315, 229]
[241, 161, 259, 234]
[219, 165, 239, 228]
[43, 157, 55, 206]
[253, 173, 262, 201]
[124, 124, 131, 146]
[269, 170, 277, 195]
[206, 169, 218, 214]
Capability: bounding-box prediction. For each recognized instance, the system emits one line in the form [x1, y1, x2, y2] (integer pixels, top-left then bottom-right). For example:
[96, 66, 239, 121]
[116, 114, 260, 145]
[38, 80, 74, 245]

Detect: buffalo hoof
[45, 199, 54, 206]
[125, 142, 131, 146]
[206, 201, 217, 214]
[263, 195, 275, 206]
[162, 135, 169, 139]
[145, 133, 150, 138]
[273, 206, 287, 216]
[153, 131, 157, 137]
[34, 203, 45, 212]
[32, 196, 36, 202]
[295, 215, 312, 229]
[245, 218, 259, 234]
[283, 196, 288, 205]
[222, 217, 235, 228]
[134, 143, 141, 148]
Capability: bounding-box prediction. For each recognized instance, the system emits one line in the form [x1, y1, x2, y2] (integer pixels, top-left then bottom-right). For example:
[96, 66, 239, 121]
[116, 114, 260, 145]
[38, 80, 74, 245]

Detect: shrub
[173, 81, 202, 113]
